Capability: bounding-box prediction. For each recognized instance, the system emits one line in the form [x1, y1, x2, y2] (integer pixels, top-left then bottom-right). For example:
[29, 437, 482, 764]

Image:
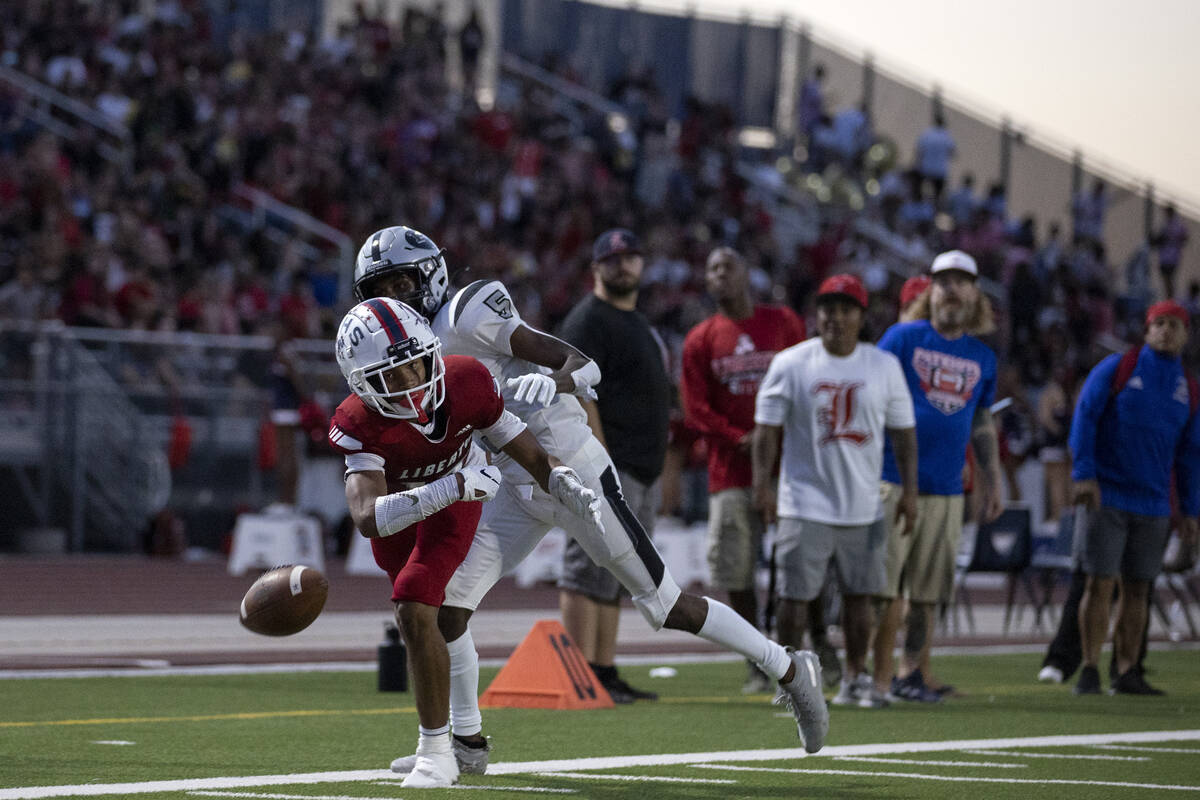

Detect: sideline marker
[479, 619, 615, 710]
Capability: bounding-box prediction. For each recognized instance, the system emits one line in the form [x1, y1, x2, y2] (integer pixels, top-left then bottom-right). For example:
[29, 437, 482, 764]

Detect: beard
[934, 298, 971, 328]
[600, 274, 639, 298]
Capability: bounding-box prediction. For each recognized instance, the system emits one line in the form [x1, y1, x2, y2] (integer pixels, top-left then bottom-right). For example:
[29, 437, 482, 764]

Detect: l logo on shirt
[912, 348, 981, 415]
[812, 381, 871, 446]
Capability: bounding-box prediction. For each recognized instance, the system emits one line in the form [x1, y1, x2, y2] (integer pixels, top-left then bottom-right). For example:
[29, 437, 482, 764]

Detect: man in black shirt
[558, 228, 671, 702]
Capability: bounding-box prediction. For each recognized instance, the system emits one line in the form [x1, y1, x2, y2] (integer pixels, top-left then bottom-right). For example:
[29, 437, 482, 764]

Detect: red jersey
[328, 355, 503, 490]
[681, 304, 806, 492]
[326, 355, 506, 606]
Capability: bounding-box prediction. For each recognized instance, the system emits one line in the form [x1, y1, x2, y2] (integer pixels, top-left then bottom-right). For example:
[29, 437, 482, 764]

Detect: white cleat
[1037, 666, 1064, 684]
[391, 736, 491, 775]
[775, 648, 829, 753]
[831, 673, 873, 707]
[400, 751, 460, 788]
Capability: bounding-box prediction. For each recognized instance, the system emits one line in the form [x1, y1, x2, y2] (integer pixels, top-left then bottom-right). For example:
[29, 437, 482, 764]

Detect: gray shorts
[706, 488, 765, 592]
[559, 470, 659, 602]
[1079, 505, 1171, 582]
[775, 516, 887, 601]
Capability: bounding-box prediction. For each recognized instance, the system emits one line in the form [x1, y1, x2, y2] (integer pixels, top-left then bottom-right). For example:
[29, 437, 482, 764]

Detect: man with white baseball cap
[871, 250, 1003, 703]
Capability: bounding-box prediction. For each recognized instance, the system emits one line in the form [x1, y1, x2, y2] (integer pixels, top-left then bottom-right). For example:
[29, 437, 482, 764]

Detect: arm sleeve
[479, 409, 527, 451]
[450, 280, 524, 356]
[1176, 407, 1200, 517]
[754, 354, 793, 427]
[882, 351, 916, 428]
[680, 329, 744, 445]
[344, 451, 385, 476]
[1069, 354, 1121, 482]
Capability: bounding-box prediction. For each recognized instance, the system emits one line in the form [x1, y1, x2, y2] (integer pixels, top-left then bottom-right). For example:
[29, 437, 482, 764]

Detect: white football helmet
[353, 226, 450, 317]
[335, 298, 446, 423]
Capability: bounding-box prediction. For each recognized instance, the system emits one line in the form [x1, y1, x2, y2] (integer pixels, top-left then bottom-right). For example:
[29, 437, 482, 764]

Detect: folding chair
[952, 506, 1037, 635]
[1152, 533, 1199, 639]
[1029, 510, 1079, 630]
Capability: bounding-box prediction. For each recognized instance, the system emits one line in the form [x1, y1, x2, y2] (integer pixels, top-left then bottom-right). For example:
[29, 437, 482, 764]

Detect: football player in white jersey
[352, 226, 829, 774]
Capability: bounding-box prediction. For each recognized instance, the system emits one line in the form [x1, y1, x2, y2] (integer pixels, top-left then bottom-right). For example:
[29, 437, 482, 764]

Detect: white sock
[697, 597, 791, 680]
[446, 629, 482, 737]
[417, 726, 451, 756]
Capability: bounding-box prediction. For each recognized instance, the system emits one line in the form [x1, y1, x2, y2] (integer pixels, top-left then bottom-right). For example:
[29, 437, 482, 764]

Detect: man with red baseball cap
[899, 275, 931, 319]
[1068, 298, 1199, 696]
[752, 273, 918, 709]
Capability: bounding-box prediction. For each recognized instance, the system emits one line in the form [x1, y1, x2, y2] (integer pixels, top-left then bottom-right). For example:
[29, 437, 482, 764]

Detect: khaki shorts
[880, 481, 964, 603]
[706, 488, 765, 591]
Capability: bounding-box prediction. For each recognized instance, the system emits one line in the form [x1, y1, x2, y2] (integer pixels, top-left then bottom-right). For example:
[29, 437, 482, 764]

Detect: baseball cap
[930, 249, 979, 279]
[1146, 299, 1190, 327]
[899, 274, 932, 308]
[592, 228, 642, 262]
[816, 273, 869, 309]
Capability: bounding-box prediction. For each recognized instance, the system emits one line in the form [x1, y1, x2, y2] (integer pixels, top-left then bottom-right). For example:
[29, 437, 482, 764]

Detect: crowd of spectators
[2, 1, 1197, 530]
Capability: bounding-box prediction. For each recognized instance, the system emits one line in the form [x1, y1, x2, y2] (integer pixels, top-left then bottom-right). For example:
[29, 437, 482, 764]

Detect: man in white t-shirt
[752, 274, 919, 709]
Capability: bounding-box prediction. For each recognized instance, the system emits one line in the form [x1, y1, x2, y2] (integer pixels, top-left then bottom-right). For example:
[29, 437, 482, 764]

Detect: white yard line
[1091, 745, 1200, 754]
[1, 729, 1197, 799]
[695, 764, 1200, 792]
[965, 749, 1149, 761]
[833, 757, 1028, 768]
[533, 773, 735, 784]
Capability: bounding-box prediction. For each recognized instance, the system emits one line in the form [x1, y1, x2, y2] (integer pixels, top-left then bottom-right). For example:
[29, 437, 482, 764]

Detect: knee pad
[630, 569, 683, 631]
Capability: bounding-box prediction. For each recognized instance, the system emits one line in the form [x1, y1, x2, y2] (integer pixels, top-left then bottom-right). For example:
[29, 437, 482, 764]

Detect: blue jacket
[1069, 345, 1200, 517]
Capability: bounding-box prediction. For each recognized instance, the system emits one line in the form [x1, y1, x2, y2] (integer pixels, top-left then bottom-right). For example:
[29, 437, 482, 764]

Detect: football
[238, 565, 329, 636]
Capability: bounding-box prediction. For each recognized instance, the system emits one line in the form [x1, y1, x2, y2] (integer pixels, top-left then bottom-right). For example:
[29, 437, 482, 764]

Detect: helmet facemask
[353, 226, 450, 317]
[349, 337, 446, 424]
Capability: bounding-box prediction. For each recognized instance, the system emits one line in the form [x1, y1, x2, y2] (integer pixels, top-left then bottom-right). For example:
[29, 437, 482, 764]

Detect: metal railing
[0, 324, 346, 552]
[0, 64, 132, 167]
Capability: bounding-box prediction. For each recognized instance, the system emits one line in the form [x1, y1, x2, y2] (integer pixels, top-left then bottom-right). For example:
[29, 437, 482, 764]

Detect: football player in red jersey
[328, 297, 601, 789]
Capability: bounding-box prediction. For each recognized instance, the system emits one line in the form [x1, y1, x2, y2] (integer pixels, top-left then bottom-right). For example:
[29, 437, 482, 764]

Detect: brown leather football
[239, 565, 329, 636]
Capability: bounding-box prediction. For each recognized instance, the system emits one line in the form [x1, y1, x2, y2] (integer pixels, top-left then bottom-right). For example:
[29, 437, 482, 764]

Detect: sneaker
[1074, 665, 1101, 695]
[1037, 665, 1064, 684]
[742, 662, 774, 695]
[400, 750, 459, 788]
[831, 673, 873, 706]
[858, 687, 892, 709]
[1110, 668, 1165, 696]
[606, 675, 658, 702]
[603, 680, 635, 704]
[774, 648, 829, 753]
[891, 669, 942, 703]
[812, 639, 843, 689]
[391, 735, 491, 775]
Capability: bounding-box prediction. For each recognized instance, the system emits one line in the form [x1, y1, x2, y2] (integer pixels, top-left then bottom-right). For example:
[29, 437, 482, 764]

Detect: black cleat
[1110, 668, 1165, 696]
[1074, 665, 1101, 695]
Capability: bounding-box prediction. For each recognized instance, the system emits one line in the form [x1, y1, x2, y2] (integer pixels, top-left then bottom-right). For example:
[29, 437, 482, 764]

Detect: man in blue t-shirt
[871, 250, 1004, 702]
[1070, 301, 1200, 696]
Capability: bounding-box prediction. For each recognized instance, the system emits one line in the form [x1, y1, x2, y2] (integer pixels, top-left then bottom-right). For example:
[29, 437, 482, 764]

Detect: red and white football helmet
[335, 298, 446, 423]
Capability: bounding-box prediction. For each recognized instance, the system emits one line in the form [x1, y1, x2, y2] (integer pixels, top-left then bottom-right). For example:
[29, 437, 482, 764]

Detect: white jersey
[755, 339, 914, 525]
[432, 280, 592, 477]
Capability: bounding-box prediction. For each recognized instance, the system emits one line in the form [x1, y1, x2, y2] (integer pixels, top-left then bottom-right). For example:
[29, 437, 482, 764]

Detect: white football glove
[505, 373, 557, 408]
[459, 465, 503, 502]
[548, 465, 603, 529]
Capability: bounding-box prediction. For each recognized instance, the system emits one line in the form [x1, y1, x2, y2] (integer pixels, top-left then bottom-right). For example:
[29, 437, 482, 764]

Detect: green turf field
[2, 650, 1198, 799]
